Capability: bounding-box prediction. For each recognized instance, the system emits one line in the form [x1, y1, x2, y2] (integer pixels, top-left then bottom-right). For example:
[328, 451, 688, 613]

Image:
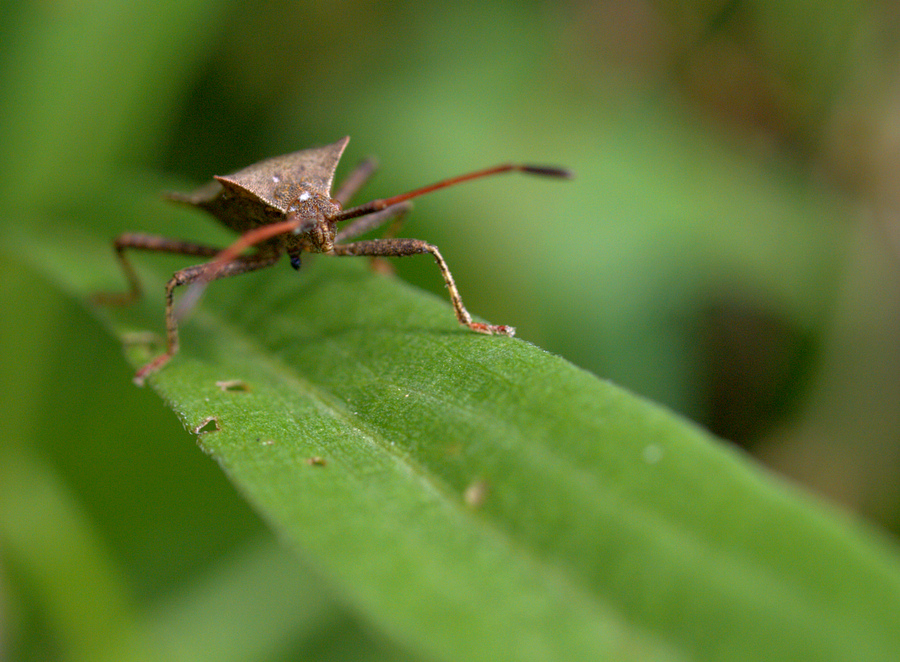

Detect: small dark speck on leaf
[464, 480, 490, 508]
[216, 379, 250, 392]
[193, 416, 220, 434]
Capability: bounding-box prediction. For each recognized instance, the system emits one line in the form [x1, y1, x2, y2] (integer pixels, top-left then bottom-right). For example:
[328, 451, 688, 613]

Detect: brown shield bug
[97, 137, 571, 385]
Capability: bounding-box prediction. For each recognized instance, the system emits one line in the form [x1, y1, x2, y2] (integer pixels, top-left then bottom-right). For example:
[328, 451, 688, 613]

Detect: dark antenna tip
[520, 165, 575, 179]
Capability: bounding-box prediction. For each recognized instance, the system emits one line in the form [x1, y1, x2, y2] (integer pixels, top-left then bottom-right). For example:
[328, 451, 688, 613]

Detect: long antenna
[333, 163, 573, 223]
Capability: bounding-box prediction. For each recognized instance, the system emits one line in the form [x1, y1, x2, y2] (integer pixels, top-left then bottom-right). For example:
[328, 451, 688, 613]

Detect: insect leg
[94, 233, 223, 306]
[134, 250, 281, 385]
[333, 157, 379, 205]
[330, 238, 514, 337]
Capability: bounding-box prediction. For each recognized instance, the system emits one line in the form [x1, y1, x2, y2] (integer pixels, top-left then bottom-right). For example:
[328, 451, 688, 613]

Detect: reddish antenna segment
[334, 163, 573, 223]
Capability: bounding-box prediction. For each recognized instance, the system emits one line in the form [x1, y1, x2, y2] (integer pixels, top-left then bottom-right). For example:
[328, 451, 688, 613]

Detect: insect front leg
[94, 233, 223, 305]
[336, 203, 412, 275]
[133, 251, 281, 386]
[330, 238, 514, 337]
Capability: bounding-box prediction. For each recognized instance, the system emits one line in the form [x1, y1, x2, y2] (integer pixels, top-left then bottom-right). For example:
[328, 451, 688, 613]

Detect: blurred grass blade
[14, 228, 900, 662]
[0, 0, 228, 205]
[140, 538, 420, 662]
[0, 448, 146, 662]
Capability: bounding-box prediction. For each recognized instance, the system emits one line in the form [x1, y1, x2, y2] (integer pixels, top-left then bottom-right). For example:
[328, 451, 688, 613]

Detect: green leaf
[12, 228, 900, 662]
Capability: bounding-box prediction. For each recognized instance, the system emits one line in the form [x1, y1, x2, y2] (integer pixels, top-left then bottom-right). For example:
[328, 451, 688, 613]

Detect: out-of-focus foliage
[3, 0, 900, 660]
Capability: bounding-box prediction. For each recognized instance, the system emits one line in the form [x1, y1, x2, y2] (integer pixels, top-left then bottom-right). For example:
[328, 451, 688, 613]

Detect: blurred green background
[2, 0, 900, 659]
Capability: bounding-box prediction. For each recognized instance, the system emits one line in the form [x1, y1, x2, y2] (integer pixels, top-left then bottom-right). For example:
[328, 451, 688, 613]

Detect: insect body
[98, 137, 571, 385]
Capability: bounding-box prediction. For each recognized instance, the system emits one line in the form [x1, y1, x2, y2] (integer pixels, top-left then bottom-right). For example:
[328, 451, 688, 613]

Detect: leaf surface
[14, 229, 900, 662]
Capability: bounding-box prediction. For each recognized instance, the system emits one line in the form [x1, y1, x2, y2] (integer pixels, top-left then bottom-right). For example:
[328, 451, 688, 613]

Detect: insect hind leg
[335, 202, 410, 243]
[333, 157, 379, 205]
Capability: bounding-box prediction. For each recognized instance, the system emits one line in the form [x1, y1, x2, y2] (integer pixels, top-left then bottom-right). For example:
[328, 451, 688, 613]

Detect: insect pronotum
[97, 137, 571, 385]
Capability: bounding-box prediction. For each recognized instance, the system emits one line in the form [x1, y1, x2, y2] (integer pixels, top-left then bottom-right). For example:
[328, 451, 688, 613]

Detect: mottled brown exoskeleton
[97, 137, 571, 384]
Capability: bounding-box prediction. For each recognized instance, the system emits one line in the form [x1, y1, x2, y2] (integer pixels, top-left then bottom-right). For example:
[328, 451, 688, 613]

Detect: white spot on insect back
[272, 175, 280, 183]
[299, 191, 311, 201]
